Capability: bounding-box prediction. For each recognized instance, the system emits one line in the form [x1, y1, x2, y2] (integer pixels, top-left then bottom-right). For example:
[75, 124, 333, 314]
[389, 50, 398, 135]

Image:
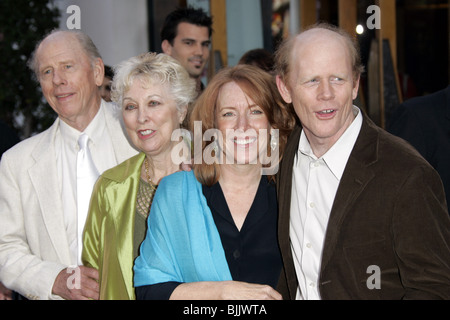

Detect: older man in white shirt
[0, 30, 137, 300]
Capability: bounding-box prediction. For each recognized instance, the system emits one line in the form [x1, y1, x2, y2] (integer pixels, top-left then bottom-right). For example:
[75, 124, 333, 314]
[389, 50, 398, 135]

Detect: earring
[211, 141, 217, 154]
[270, 132, 278, 151]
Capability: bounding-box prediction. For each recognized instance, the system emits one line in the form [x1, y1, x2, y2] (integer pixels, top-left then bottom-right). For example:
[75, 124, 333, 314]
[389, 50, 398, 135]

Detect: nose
[318, 80, 335, 100]
[236, 114, 250, 131]
[193, 43, 203, 56]
[52, 69, 67, 86]
[137, 108, 149, 124]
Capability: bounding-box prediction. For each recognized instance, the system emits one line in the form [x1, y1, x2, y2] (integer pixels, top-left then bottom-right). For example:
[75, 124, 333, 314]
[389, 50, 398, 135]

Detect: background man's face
[162, 22, 210, 79]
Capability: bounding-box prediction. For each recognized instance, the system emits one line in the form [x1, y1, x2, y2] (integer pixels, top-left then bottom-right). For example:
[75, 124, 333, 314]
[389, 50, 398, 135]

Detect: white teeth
[140, 129, 154, 135]
[234, 137, 257, 145]
[190, 59, 203, 66]
[319, 109, 334, 114]
[57, 94, 71, 98]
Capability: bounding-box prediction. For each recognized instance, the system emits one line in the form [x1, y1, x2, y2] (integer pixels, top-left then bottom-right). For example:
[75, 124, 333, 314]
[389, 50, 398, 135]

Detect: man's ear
[276, 75, 292, 104]
[352, 74, 361, 101]
[161, 40, 172, 55]
[93, 58, 105, 87]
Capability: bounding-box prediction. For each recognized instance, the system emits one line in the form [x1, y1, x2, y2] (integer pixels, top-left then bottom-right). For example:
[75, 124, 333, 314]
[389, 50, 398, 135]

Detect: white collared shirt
[55, 100, 117, 265]
[289, 106, 363, 299]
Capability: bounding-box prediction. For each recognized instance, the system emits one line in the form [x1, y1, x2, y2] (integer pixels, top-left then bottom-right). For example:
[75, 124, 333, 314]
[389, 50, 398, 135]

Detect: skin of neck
[143, 144, 180, 184]
[219, 163, 262, 191]
[304, 111, 356, 159]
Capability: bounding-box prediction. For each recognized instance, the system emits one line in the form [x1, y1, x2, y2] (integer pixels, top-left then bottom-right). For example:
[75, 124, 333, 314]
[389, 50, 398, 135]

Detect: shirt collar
[84, 100, 106, 148]
[59, 118, 81, 149]
[299, 106, 363, 180]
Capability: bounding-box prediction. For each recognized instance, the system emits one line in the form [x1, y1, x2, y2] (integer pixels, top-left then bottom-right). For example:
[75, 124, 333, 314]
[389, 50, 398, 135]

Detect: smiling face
[122, 77, 186, 157]
[162, 22, 210, 79]
[216, 81, 272, 166]
[276, 28, 359, 156]
[36, 32, 104, 131]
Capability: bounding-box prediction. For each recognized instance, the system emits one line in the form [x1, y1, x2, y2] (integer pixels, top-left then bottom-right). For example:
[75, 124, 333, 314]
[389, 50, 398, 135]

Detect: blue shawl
[133, 170, 232, 286]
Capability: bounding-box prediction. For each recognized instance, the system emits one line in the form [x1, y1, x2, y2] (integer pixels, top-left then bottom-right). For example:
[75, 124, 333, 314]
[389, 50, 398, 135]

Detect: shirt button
[233, 249, 240, 259]
[309, 282, 315, 287]
[310, 161, 319, 168]
[306, 243, 312, 248]
[309, 202, 315, 208]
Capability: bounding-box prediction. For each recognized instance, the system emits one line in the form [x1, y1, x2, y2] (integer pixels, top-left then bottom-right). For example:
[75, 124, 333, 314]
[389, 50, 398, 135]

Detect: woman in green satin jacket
[81, 52, 196, 299]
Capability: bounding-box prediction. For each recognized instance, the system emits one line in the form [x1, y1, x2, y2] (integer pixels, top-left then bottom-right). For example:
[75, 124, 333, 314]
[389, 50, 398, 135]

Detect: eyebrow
[299, 73, 349, 82]
[123, 94, 163, 101]
[39, 60, 76, 72]
[219, 103, 258, 110]
[181, 38, 210, 44]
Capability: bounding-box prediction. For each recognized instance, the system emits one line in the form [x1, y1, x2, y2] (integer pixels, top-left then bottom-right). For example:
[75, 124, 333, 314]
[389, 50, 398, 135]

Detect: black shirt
[135, 176, 282, 300]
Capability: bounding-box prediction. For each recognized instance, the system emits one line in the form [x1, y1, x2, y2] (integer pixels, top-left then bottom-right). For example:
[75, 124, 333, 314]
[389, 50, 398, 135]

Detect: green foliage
[0, 0, 60, 138]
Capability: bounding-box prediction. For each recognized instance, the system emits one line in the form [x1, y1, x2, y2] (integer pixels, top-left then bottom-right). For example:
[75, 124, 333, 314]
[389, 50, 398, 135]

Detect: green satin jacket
[82, 152, 146, 300]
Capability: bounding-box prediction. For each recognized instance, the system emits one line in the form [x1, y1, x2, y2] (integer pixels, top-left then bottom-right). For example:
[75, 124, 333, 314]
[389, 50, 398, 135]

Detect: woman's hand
[217, 281, 282, 300]
[171, 281, 282, 300]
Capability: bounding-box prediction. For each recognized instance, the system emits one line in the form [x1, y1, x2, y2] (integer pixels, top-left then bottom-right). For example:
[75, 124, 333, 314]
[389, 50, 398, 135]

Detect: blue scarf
[134, 170, 232, 286]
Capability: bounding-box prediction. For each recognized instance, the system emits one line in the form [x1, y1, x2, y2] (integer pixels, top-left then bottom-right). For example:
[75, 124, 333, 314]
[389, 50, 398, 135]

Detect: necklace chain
[144, 157, 155, 186]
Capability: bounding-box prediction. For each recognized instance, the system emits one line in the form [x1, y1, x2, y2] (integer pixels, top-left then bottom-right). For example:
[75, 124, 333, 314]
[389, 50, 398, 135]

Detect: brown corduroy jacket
[276, 114, 450, 300]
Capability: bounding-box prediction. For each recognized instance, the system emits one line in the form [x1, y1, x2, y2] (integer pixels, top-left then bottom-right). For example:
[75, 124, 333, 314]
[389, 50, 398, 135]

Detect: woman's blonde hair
[190, 64, 295, 186]
[111, 52, 197, 115]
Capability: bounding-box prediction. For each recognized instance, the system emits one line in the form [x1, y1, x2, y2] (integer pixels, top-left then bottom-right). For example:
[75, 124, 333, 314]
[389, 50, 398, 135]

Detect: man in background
[160, 6, 213, 95]
[387, 85, 450, 214]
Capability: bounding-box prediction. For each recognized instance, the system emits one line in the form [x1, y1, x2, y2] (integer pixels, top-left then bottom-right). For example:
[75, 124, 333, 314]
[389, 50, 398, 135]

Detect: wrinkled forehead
[126, 74, 167, 92]
[217, 81, 254, 105]
[290, 29, 353, 71]
[36, 32, 85, 66]
[38, 32, 78, 53]
[293, 28, 349, 57]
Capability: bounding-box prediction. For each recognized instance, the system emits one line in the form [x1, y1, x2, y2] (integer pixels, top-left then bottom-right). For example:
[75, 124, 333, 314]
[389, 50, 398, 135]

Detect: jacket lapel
[102, 101, 138, 164]
[320, 115, 379, 272]
[29, 119, 72, 264]
[107, 153, 145, 298]
[277, 125, 302, 299]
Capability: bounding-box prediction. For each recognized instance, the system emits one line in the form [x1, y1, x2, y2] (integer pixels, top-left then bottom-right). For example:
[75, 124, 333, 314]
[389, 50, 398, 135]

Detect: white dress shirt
[56, 101, 117, 265]
[290, 106, 362, 299]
